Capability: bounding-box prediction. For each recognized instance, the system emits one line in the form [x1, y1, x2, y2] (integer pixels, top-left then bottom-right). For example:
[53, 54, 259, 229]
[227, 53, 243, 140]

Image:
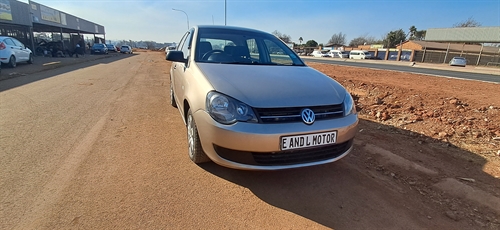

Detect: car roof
[195, 25, 267, 34]
[0, 36, 15, 40]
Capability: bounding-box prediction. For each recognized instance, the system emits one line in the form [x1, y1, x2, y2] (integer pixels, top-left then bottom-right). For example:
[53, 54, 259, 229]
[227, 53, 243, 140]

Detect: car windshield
[93, 44, 104, 48]
[195, 28, 304, 66]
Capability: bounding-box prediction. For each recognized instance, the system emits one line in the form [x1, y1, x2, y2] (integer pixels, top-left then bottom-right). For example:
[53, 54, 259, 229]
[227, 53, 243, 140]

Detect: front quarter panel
[173, 60, 215, 124]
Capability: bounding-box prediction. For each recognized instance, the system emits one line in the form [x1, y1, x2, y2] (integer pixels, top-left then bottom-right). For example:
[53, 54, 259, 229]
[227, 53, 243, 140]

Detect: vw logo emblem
[301, 108, 315, 125]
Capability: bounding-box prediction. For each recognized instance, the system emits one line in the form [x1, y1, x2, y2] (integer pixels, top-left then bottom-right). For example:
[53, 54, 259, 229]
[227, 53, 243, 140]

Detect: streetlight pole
[172, 8, 189, 30]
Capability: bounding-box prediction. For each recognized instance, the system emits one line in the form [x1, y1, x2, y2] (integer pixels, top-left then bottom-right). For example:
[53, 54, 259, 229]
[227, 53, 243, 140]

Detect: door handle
[173, 64, 176, 69]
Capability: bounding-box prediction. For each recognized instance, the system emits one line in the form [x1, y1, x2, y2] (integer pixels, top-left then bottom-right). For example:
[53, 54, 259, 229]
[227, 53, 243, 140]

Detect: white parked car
[449, 57, 467, 67]
[311, 50, 330, 57]
[328, 50, 348, 58]
[120, 45, 133, 54]
[349, 50, 372, 59]
[0, 36, 34, 68]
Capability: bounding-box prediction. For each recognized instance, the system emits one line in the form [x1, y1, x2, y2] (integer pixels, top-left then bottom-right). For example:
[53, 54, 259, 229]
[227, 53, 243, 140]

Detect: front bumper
[193, 110, 359, 170]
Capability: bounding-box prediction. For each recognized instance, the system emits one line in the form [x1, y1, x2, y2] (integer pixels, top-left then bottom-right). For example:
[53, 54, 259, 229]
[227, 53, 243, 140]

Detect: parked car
[106, 44, 117, 52]
[0, 36, 34, 68]
[311, 50, 330, 57]
[165, 46, 176, 59]
[341, 51, 350, 58]
[449, 57, 467, 67]
[327, 50, 348, 58]
[166, 25, 358, 170]
[90, 43, 108, 54]
[349, 50, 372, 59]
[120, 45, 133, 54]
[165, 46, 176, 54]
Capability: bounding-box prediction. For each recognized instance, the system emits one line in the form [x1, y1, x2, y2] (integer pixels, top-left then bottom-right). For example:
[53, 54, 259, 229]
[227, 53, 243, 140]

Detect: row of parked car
[0, 35, 137, 73]
[91, 44, 134, 55]
[311, 50, 373, 59]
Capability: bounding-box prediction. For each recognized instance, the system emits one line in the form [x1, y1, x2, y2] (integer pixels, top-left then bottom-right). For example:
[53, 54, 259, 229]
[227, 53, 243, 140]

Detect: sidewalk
[302, 56, 500, 76]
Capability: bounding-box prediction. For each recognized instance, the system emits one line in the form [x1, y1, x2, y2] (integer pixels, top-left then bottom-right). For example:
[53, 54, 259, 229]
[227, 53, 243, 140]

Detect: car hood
[196, 63, 347, 107]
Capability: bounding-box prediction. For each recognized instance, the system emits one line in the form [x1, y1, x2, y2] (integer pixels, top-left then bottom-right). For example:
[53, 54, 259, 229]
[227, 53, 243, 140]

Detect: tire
[187, 109, 210, 163]
[28, 54, 34, 64]
[8, 56, 16, 68]
[170, 80, 177, 108]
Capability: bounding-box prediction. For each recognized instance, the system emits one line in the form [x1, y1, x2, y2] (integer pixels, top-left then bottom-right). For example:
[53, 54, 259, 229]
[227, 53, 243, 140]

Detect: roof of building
[399, 40, 500, 54]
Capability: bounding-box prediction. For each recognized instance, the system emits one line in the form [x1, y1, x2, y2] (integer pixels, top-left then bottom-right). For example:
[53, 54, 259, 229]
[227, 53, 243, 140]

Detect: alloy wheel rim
[170, 85, 174, 102]
[187, 115, 194, 158]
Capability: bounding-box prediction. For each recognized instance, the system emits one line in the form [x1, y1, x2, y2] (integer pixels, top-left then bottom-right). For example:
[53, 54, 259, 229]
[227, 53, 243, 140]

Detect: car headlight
[343, 92, 356, 116]
[206, 91, 258, 124]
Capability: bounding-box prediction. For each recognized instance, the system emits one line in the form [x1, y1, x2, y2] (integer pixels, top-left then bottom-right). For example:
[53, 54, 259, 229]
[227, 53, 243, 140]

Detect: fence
[414, 49, 500, 66]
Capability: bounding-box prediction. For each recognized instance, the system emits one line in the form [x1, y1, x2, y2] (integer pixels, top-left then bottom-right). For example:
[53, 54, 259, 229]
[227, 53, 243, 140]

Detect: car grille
[214, 139, 352, 166]
[254, 104, 344, 123]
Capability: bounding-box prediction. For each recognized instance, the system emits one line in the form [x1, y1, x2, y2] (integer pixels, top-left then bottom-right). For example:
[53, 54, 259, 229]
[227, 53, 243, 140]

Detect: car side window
[246, 39, 259, 61]
[12, 39, 24, 48]
[181, 31, 193, 59]
[4, 38, 15, 46]
[177, 31, 189, 52]
[263, 39, 293, 65]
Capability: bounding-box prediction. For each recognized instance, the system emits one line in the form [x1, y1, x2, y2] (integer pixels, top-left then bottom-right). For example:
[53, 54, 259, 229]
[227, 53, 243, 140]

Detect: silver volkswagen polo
[167, 25, 358, 170]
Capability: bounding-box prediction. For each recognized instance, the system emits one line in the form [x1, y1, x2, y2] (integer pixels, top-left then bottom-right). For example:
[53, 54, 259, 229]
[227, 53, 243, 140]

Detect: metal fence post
[443, 43, 450, 64]
[476, 44, 483, 66]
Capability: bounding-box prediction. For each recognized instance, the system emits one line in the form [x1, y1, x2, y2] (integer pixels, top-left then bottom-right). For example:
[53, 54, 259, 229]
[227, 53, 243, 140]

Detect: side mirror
[166, 51, 187, 64]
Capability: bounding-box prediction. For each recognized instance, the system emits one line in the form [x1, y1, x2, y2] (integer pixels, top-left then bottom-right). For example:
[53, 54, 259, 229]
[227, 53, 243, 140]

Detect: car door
[171, 30, 193, 115]
[11, 38, 29, 61]
[3, 38, 20, 61]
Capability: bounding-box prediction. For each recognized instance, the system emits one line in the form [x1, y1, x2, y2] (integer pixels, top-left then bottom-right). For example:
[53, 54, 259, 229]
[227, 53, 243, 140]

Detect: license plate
[281, 131, 337, 151]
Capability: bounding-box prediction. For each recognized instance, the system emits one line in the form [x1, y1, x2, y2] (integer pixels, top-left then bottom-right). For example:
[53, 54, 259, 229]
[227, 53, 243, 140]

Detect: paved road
[304, 57, 500, 83]
[0, 52, 492, 229]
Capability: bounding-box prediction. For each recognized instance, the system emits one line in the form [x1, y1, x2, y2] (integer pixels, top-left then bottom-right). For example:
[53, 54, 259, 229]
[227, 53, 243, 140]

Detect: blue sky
[20, 0, 500, 44]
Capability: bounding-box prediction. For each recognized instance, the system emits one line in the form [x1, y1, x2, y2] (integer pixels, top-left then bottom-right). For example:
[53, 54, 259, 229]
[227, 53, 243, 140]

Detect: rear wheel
[8, 56, 16, 68]
[187, 109, 210, 163]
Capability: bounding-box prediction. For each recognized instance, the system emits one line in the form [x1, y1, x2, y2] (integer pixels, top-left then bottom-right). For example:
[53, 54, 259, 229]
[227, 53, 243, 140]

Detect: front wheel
[187, 109, 210, 163]
[170, 81, 177, 108]
[28, 54, 34, 64]
[8, 56, 16, 68]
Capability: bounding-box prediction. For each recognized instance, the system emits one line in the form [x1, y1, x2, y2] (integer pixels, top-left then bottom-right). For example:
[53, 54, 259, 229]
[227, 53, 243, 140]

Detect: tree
[328, 32, 346, 45]
[408, 25, 417, 40]
[383, 29, 407, 48]
[348, 35, 377, 47]
[408, 26, 426, 41]
[414, 30, 426, 41]
[453, 17, 481, 27]
[272, 30, 292, 43]
[298, 37, 303, 45]
[305, 40, 318, 47]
